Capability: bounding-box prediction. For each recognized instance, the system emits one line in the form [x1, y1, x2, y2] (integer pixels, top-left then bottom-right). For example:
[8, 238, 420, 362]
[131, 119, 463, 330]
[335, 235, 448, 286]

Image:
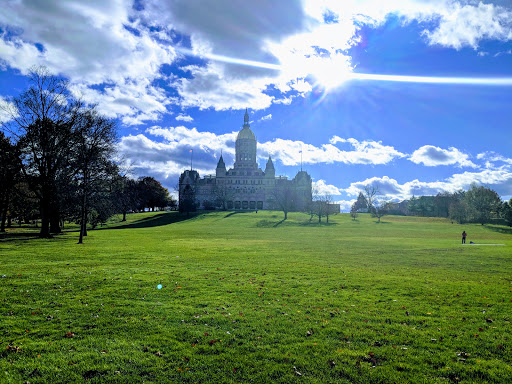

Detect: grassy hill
[1, 211, 511, 383]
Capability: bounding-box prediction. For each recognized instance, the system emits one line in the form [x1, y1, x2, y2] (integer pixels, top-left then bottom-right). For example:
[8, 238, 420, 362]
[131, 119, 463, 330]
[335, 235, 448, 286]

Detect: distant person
[462, 231, 467, 244]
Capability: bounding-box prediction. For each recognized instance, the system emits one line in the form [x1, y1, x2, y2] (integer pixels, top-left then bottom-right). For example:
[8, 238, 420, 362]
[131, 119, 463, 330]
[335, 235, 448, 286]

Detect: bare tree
[324, 194, 333, 223]
[363, 185, 379, 214]
[213, 181, 234, 210]
[73, 109, 117, 243]
[372, 200, 390, 223]
[312, 189, 328, 223]
[1, 67, 83, 237]
[271, 180, 296, 220]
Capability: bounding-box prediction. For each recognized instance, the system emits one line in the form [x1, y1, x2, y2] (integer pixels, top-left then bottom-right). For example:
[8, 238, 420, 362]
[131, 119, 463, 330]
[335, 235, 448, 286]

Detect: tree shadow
[486, 225, 512, 235]
[0, 231, 41, 242]
[223, 211, 241, 218]
[299, 221, 337, 226]
[273, 219, 286, 227]
[0, 230, 73, 243]
[104, 212, 198, 230]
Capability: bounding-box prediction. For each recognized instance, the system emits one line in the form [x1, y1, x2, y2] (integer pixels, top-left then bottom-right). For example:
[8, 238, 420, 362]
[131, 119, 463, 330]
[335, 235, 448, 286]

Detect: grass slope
[1, 212, 511, 383]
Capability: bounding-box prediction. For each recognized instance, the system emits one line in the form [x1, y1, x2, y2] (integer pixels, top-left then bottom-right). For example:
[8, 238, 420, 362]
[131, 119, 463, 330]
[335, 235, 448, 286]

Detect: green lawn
[1, 211, 511, 383]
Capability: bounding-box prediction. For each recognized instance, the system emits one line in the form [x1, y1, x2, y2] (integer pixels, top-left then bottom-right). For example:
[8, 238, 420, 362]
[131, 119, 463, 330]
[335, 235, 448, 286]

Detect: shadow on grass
[486, 225, 512, 235]
[0, 231, 41, 242]
[223, 211, 241, 218]
[0, 229, 73, 243]
[105, 212, 199, 230]
[299, 221, 337, 226]
[254, 218, 337, 228]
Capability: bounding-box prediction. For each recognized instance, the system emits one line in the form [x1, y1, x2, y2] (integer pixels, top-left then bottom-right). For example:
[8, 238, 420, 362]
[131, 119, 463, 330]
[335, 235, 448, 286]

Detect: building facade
[179, 110, 312, 211]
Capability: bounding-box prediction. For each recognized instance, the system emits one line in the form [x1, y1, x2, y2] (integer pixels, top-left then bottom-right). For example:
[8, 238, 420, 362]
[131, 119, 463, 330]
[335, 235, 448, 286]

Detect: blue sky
[1, 0, 511, 210]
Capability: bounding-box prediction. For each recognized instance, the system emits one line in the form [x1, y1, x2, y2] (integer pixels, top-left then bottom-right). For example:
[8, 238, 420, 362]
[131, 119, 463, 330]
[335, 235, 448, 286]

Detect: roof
[236, 126, 256, 140]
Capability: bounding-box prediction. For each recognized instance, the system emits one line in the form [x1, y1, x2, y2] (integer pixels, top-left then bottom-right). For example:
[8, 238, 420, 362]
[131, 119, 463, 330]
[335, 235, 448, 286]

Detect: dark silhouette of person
[462, 231, 467, 244]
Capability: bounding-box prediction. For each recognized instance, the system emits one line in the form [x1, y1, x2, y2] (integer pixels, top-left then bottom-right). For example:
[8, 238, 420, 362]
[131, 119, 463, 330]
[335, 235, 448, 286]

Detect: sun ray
[176, 47, 512, 87]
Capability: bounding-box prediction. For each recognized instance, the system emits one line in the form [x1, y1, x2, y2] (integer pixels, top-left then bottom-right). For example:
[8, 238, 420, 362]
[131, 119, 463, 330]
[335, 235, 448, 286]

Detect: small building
[179, 110, 312, 211]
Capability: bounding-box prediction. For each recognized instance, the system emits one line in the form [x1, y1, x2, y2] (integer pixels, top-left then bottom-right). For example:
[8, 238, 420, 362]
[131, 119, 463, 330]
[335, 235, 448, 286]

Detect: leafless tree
[363, 185, 379, 214]
[1, 67, 83, 237]
[271, 180, 296, 220]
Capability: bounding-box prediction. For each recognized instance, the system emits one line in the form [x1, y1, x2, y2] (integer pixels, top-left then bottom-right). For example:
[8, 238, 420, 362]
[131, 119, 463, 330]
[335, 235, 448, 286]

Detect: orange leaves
[6, 344, 22, 353]
[64, 331, 74, 338]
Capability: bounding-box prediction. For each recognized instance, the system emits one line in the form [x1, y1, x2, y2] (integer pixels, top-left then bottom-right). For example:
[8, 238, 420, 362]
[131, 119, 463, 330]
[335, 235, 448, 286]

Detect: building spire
[243, 108, 250, 127]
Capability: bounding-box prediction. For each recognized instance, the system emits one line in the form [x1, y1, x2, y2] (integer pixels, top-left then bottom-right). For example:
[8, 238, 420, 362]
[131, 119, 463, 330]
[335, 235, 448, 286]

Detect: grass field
[1, 211, 511, 383]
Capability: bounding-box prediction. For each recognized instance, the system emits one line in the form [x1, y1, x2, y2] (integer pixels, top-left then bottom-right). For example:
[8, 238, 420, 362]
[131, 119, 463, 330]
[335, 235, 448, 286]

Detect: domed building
[179, 109, 312, 212]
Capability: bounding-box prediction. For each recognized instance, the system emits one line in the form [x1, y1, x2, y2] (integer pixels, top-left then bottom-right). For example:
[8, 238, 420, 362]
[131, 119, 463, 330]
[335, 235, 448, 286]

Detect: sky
[1, 0, 511, 210]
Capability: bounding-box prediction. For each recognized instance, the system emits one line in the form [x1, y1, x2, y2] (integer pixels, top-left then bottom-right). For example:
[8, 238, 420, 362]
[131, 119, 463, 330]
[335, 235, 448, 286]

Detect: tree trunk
[39, 197, 52, 238]
[0, 206, 6, 232]
[284, 211, 288, 220]
[50, 195, 61, 234]
[50, 214, 61, 233]
[78, 193, 85, 244]
[122, 211, 127, 221]
[83, 204, 88, 236]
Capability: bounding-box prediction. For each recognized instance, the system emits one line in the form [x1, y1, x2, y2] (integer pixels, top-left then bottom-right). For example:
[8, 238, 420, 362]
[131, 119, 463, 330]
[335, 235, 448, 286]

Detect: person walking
[462, 231, 467, 244]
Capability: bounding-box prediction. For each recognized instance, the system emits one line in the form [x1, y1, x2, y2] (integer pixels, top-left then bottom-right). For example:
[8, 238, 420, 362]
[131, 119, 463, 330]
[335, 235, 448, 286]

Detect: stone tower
[234, 108, 257, 169]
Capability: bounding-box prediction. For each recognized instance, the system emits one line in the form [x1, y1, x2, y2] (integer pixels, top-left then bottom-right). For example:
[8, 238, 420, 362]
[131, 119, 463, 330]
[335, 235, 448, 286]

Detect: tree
[271, 180, 296, 220]
[449, 200, 469, 224]
[323, 194, 333, 223]
[213, 181, 234, 210]
[502, 200, 512, 227]
[0, 132, 20, 232]
[179, 184, 196, 215]
[73, 109, 117, 243]
[311, 189, 329, 223]
[138, 176, 170, 211]
[1, 67, 83, 237]
[464, 184, 502, 225]
[363, 185, 379, 215]
[434, 192, 452, 218]
[372, 200, 391, 223]
[350, 203, 358, 221]
[352, 192, 368, 212]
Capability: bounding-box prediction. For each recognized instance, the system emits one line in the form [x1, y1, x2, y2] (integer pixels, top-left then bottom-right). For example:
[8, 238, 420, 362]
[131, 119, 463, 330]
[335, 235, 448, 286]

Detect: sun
[311, 54, 354, 91]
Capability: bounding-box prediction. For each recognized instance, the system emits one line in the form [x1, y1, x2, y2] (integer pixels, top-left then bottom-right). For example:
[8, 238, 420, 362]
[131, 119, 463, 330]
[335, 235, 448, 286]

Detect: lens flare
[176, 48, 512, 87]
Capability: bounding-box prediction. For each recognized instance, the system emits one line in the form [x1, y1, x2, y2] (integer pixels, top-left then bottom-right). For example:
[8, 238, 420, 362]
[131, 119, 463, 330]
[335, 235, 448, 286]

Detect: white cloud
[313, 179, 342, 196]
[409, 145, 478, 168]
[176, 114, 194, 122]
[0, 0, 175, 124]
[116, 126, 407, 191]
[259, 114, 272, 122]
[335, 199, 356, 213]
[422, 2, 512, 49]
[0, 96, 17, 123]
[2, 0, 511, 119]
[345, 169, 512, 201]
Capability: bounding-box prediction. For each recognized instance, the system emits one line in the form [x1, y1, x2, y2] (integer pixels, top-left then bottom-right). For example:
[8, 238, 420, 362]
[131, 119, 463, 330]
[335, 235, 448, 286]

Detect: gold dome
[236, 127, 256, 140]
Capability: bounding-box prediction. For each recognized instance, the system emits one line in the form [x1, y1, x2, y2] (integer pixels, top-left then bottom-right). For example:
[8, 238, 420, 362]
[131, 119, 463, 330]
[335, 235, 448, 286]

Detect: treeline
[0, 67, 174, 240]
[351, 184, 512, 226]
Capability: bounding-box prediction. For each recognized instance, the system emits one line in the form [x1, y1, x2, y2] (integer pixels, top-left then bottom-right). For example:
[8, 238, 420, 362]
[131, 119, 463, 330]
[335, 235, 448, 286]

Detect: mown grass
[1, 211, 511, 383]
